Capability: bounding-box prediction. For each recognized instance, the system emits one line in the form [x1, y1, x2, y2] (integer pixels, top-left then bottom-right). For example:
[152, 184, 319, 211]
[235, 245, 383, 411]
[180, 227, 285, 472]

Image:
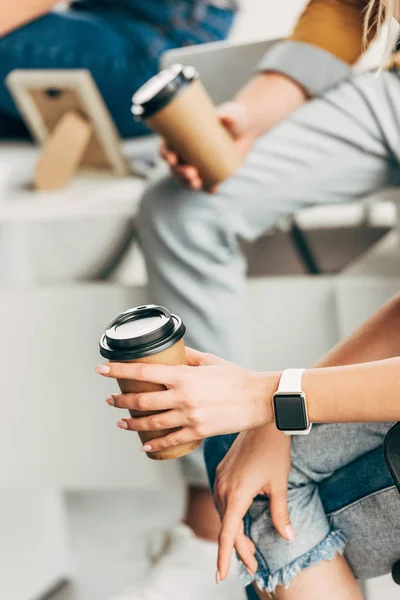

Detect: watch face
[273, 393, 308, 431]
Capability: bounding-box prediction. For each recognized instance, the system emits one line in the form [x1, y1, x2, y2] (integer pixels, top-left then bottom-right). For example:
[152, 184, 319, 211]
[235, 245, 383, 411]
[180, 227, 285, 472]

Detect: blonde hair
[364, 0, 398, 63]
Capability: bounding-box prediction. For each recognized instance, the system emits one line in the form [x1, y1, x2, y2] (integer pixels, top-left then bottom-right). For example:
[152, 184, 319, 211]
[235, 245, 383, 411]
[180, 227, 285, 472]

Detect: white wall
[231, 0, 305, 41]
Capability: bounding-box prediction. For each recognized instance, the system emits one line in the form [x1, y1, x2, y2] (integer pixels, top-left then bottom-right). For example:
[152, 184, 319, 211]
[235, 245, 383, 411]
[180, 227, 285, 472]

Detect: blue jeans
[0, 0, 234, 139]
[205, 424, 400, 595]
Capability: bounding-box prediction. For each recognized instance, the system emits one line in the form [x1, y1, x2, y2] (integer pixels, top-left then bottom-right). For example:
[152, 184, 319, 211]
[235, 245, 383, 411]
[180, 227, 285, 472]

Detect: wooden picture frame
[6, 69, 129, 190]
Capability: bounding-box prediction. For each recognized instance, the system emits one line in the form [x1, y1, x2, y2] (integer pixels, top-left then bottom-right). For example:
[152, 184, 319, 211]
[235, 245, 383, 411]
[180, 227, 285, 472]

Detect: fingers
[174, 165, 202, 190]
[159, 140, 204, 190]
[117, 409, 183, 433]
[219, 112, 237, 131]
[217, 504, 245, 581]
[185, 347, 227, 367]
[107, 391, 175, 412]
[234, 528, 258, 577]
[217, 102, 248, 138]
[138, 426, 198, 453]
[185, 347, 206, 367]
[160, 140, 201, 187]
[214, 483, 258, 579]
[96, 362, 178, 387]
[160, 141, 178, 166]
[269, 489, 295, 542]
[243, 532, 256, 555]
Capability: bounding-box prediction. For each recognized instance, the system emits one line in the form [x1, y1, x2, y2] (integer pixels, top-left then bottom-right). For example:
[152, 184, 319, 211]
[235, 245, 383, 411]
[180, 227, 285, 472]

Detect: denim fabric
[204, 423, 400, 594]
[0, 0, 234, 139]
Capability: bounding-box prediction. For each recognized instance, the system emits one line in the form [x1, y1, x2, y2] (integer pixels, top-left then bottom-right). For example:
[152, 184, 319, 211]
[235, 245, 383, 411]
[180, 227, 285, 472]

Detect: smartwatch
[273, 369, 312, 435]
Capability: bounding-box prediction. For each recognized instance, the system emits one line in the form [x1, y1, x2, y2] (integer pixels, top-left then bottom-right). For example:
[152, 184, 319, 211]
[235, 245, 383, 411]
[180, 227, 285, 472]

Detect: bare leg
[255, 587, 273, 599]
[183, 486, 220, 542]
[255, 556, 362, 600]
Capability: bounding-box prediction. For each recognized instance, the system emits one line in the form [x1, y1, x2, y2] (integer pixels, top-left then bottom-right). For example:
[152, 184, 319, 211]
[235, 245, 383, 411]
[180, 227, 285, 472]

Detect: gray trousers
[138, 70, 400, 486]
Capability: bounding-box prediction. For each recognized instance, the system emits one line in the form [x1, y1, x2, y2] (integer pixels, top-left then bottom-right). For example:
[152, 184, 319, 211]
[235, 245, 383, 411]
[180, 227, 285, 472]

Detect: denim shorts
[205, 422, 400, 593]
[0, 0, 235, 138]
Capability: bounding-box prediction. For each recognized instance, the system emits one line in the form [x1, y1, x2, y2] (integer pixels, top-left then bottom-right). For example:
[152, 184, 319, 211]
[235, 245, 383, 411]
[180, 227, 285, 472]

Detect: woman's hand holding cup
[160, 102, 253, 192]
[97, 348, 279, 454]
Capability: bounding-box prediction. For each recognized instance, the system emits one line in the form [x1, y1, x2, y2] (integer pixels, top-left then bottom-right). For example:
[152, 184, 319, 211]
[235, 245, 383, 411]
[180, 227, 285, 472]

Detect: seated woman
[0, 0, 235, 139]
[97, 291, 400, 599]
[95, 0, 400, 598]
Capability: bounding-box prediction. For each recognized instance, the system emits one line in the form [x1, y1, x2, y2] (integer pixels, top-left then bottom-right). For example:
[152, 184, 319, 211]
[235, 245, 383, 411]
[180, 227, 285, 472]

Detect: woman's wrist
[302, 369, 317, 423]
[260, 369, 319, 423]
[252, 371, 281, 426]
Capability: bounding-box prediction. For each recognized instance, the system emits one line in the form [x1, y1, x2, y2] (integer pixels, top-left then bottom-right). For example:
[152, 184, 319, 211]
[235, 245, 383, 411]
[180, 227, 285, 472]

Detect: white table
[0, 141, 157, 285]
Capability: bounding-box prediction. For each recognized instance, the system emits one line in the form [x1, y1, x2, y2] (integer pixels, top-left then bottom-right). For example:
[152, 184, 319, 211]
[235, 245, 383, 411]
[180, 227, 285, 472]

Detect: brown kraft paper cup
[115, 338, 200, 461]
[147, 79, 243, 190]
[100, 305, 201, 461]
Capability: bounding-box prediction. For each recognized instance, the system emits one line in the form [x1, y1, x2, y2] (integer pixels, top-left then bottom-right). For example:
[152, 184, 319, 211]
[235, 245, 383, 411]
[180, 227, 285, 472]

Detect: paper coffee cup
[131, 64, 243, 189]
[99, 304, 200, 460]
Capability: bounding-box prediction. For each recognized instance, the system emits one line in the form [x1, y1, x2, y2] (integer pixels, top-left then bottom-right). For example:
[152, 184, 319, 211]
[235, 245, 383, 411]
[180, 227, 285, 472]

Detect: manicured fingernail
[246, 567, 254, 577]
[96, 365, 110, 374]
[216, 570, 221, 584]
[284, 525, 296, 542]
[141, 444, 152, 452]
[106, 396, 115, 406]
[117, 420, 128, 430]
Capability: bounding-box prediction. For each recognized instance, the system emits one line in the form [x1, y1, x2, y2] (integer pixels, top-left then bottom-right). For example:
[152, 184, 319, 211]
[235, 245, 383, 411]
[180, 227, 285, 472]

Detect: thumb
[217, 102, 249, 139]
[185, 347, 228, 367]
[269, 489, 295, 542]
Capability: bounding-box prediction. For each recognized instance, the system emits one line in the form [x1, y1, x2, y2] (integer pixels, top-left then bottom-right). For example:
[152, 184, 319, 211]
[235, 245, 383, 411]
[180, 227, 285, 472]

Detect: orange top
[291, 0, 376, 64]
[258, 0, 386, 94]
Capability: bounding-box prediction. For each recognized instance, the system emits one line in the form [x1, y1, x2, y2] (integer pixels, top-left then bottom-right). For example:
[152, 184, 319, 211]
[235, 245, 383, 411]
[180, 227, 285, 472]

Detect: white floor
[48, 488, 399, 600]
[50, 490, 186, 600]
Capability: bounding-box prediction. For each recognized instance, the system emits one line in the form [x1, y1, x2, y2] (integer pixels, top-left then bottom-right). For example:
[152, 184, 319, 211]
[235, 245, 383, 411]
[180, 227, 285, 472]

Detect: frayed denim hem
[238, 529, 347, 593]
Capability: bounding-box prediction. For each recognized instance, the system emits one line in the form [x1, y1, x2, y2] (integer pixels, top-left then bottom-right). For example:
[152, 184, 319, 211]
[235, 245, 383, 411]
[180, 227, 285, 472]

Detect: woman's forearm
[315, 292, 400, 368]
[233, 73, 307, 140]
[295, 294, 400, 423]
[1, 0, 56, 37]
[97, 295, 400, 448]
[265, 293, 400, 425]
[304, 357, 400, 423]
[263, 295, 400, 437]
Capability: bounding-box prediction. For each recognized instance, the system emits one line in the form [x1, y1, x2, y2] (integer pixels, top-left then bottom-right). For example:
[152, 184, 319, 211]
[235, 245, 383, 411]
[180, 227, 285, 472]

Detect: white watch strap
[276, 368, 312, 436]
[277, 368, 305, 393]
